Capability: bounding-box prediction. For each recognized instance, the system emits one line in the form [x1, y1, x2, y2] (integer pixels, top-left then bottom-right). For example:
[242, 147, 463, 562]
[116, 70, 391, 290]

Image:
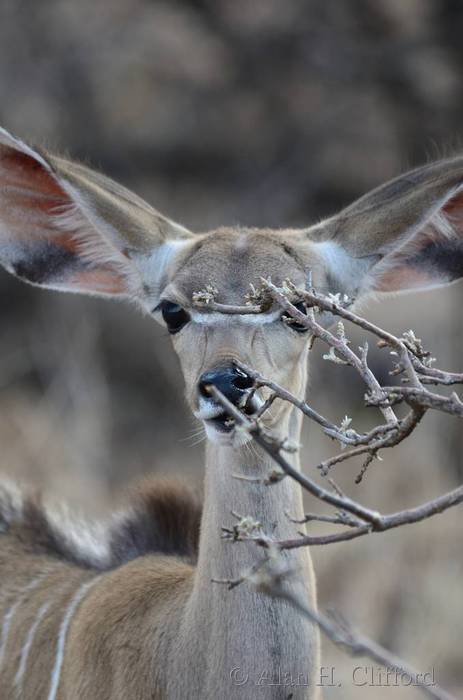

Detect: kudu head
[0, 127, 462, 445]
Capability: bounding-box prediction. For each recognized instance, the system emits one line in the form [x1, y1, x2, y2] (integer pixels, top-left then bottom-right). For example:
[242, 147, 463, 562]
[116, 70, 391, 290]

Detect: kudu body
[0, 127, 462, 699]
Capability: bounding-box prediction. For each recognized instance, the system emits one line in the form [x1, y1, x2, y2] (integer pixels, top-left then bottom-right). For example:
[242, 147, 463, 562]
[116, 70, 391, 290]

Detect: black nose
[198, 365, 254, 405]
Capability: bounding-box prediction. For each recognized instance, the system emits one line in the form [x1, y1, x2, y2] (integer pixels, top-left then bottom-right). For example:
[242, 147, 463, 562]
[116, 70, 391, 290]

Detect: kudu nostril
[231, 373, 254, 391]
[198, 366, 253, 405]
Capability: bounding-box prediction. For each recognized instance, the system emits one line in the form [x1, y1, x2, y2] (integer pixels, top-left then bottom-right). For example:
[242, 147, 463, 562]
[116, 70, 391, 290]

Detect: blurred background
[0, 1, 462, 696]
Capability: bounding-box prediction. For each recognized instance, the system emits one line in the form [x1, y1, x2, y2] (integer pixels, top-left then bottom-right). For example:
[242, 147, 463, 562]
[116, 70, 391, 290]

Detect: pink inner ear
[1, 148, 66, 203]
[372, 187, 463, 293]
[443, 191, 463, 218]
[374, 265, 434, 292]
[0, 143, 132, 296]
[68, 269, 128, 294]
[1, 146, 70, 228]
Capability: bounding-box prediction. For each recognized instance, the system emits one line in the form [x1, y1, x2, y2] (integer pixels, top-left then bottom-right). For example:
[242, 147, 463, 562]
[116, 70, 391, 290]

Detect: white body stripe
[0, 576, 45, 671]
[15, 599, 51, 695]
[47, 577, 99, 700]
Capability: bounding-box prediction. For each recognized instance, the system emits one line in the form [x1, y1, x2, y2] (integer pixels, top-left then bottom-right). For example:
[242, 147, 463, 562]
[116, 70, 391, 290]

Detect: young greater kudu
[0, 127, 462, 699]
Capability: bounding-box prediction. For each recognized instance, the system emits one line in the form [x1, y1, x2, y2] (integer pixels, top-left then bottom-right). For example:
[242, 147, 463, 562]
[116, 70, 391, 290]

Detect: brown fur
[0, 478, 201, 570]
[0, 478, 199, 700]
[109, 478, 201, 566]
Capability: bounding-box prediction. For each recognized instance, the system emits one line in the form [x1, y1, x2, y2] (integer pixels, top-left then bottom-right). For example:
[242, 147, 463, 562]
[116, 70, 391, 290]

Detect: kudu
[0, 126, 462, 700]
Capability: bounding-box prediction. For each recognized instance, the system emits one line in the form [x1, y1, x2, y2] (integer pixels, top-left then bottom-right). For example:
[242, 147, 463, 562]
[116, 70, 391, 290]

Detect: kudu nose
[198, 365, 254, 405]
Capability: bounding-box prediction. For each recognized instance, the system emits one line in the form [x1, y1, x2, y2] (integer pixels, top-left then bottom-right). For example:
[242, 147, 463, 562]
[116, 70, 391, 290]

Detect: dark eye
[284, 301, 309, 333]
[160, 300, 190, 334]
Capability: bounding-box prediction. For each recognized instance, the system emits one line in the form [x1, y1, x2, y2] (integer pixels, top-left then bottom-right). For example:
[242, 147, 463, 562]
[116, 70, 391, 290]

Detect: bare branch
[276, 588, 455, 700]
[210, 383, 463, 549]
[208, 385, 386, 526]
[261, 279, 399, 424]
[369, 386, 463, 417]
[213, 551, 455, 700]
[285, 510, 364, 528]
[278, 484, 463, 548]
[235, 361, 337, 433]
[199, 278, 463, 700]
[206, 280, 463, 700]
[193, 301, 263, 314]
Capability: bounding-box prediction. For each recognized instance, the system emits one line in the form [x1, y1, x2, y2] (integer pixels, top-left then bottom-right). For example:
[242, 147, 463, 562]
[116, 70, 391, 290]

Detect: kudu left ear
[309, 157, 463, 300]
[0, 127, 192, 300]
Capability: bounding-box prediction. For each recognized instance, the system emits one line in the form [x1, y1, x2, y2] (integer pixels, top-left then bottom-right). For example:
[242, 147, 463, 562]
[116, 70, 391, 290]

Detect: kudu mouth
[205, 391, 260, 433]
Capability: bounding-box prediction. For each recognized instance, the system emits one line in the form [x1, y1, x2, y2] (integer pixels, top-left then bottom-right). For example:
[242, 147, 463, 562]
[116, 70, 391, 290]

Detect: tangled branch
[200, 279, 463, 700]
[208, 384, 463, 547]
[204, 278, 463, 544]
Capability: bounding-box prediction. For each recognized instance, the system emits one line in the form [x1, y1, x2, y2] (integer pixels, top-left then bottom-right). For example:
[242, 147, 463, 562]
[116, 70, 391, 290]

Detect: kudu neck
[176, 404, 318, 698]
[203, 403, 305, 547]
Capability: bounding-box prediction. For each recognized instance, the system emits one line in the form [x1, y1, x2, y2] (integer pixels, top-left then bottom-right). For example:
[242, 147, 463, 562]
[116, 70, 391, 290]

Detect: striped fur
[0, 478, 201, 700]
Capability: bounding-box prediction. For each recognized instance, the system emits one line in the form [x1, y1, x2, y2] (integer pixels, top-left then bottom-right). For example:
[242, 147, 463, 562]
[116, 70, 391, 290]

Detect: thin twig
[213, 553, 455, 700]
[193, 301, 263, 314]
[275, 587, 455, 700]
[262, 279, 399, 424]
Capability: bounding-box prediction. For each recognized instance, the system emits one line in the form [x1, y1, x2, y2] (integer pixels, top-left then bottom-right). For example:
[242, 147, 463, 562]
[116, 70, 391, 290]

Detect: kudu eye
[160, 300, 190, 334]
[283, 301, 309, 333]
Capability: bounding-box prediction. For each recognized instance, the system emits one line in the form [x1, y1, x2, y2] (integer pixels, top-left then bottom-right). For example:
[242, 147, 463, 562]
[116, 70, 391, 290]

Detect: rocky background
[0, 2, 462, 696]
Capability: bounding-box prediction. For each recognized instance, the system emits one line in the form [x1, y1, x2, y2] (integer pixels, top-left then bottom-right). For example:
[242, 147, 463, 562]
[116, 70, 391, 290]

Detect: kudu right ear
[308, 157, 463, 300]
[0, 127, 192, 301]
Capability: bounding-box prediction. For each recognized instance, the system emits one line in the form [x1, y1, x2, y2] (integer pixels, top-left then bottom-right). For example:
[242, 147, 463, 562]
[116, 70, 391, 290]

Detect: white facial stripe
[189, 310, 281, 325]
[48, 577, 100, 700]
[15, 599, 52, 694]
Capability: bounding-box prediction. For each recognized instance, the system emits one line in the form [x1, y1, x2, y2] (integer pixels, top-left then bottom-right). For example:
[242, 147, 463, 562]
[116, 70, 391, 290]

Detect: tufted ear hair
[307, 157, 463, 300]
[0, 127, 192, 299]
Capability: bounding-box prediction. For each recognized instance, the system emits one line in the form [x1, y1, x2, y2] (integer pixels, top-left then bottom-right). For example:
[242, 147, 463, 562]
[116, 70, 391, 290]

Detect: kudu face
[156, 228, 323, 444]
[1, 125, 463, 446]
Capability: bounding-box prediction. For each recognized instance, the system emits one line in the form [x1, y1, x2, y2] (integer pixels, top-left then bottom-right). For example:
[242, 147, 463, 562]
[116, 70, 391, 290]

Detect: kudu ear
[0, 127, 191, 299]
[309, 157, 463, 299]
